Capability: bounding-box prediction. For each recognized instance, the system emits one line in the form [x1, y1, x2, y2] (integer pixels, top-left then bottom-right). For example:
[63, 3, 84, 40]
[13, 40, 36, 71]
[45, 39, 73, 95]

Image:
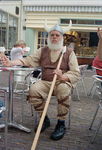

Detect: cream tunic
[20, 46, 80, 119]
[21, 47, 80, 88]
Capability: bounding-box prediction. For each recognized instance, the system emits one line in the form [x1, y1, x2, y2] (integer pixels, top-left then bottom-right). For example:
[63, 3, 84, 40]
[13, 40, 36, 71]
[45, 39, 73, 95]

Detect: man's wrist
[59, 74, 69, 82]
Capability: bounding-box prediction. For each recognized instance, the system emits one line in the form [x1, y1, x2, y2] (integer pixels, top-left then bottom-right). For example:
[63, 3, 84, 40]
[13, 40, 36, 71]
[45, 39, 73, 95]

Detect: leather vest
[40, 46, 73, 81]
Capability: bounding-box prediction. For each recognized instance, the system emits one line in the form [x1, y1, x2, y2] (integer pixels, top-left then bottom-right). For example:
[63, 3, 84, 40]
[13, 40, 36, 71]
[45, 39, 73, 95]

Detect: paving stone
[0, 69, 102, 150]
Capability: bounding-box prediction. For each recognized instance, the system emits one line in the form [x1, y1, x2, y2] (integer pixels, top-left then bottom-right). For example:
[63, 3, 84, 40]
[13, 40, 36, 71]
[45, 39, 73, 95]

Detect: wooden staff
[31, 50, 64, 150]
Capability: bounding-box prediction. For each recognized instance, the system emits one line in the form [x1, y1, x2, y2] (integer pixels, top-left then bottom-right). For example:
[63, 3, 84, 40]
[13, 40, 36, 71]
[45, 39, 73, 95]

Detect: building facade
[24, 0, 102, 64]
[0, 0, 102, 63]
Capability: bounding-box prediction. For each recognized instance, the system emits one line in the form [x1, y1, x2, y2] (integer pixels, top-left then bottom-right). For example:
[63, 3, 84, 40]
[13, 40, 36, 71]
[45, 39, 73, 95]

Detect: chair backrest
[92, 75, 102, 99]
[79, 64, 88, 79]
[92, 66, 102, 75]
[14, 70, 31, 83]
[30, 69, 41, 85]
[14, 70, 33, 93]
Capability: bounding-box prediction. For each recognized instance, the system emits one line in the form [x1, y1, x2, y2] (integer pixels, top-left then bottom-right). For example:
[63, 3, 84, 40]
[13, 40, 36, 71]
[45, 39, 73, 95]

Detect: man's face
[50, 30, 62, 44]
[48, 30, 63, 50]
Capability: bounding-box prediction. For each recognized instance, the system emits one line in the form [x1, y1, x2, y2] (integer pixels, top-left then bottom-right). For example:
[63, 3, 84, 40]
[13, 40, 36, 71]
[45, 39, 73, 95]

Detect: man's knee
[58, 83, 70, 93]
[56, 83, 71, 100]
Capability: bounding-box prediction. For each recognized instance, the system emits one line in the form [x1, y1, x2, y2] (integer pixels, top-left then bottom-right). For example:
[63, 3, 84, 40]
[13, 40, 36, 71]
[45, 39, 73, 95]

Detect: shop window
[0, 10, 7, 48]
[8, 15, 18, 49]
[37, 31, 48, 49]
[0, 9, 18, 54]
[63, 31, 98, 58]
[89, 32, 99, 47]
[60, 18, 102, 26]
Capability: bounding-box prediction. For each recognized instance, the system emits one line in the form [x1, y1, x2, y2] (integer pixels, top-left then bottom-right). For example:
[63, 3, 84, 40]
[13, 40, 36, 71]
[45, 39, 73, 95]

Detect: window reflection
[38, 31, 41, 37]
[42, 32, 44, 37]
[9, 15, 18, 49]
[0, 10, 7, 48]
[37, 31, 48, 49]
[0, 9, 18, 54]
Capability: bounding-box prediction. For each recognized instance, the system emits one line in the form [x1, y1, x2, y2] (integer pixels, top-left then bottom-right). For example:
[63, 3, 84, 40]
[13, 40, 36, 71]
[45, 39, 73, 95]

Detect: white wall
[0, 1, 26, 40]
[0, 1, 21, 17]
[23, 0, 102, 6]
[26, 11, 102, 32]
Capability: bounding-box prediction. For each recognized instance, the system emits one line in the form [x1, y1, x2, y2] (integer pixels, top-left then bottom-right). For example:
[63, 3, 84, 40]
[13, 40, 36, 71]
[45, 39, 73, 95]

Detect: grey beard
[47, 38, 63, 50]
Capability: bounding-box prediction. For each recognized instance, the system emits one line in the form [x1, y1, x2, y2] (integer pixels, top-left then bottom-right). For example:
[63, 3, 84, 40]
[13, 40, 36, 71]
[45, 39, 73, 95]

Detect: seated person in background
[10, 40, 30, 60]
[92, 27, 102, 76]
[1, 20, 80, 140]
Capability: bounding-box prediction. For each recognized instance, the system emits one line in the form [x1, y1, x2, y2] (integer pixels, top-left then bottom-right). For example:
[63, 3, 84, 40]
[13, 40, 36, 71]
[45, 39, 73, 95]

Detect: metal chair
[0, 69, 35, 125]
[88, 66, 102, 99]
[75, 64, 88, 100]
[0, 89, 8, 150]
[14, 68, 41, 124]
[0, 70, 33, 124]
[89, 75, 102, 143]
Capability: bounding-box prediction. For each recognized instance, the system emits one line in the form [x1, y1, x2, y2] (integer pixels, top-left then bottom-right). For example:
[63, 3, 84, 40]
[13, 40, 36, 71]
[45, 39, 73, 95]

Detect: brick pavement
[0, 69, 102, 150]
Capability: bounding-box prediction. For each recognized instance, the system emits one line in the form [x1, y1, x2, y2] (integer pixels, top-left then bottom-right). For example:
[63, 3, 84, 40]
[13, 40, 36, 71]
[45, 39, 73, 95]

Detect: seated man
[92, 27, 102, 75]
[1, 20, 80, 140]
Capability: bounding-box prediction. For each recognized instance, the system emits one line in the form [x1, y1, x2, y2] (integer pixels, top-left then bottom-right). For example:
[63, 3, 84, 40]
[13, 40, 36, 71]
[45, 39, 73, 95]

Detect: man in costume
[1, 20, 80, 140]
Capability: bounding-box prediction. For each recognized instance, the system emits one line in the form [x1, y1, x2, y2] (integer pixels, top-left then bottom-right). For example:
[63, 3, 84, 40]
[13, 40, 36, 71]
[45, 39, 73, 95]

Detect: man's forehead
[50, 30, 61, 35]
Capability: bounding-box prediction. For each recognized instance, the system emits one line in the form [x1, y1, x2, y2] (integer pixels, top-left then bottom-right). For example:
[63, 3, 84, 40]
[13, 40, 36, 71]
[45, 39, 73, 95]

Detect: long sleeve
[10, 47, 24, 60]
[20, 48, 41, 68]
[65, 51, 80, 88]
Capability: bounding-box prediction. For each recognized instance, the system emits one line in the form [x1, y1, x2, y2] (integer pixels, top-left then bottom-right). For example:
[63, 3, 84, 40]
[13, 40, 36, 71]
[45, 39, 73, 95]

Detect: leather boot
[35, 115, 50, 132]
[50, 120, 66, 140]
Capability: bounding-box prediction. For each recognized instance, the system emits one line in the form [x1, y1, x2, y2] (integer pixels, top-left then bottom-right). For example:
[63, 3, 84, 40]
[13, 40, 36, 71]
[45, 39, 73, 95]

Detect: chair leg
[89, 103, 100, 130]
[0, 90, 8, 150]
[91, 117, 102, 143]
[30, 105, 37, 127]
[20, 80, 26, 125]
[91, 86, 97, 99]
[35, 111, 38, 127]
[75, 86, 80, 100]
[68, 87, 73, 129]
[31, 105, 34, 116]
[82, 80, 87, 97]
[68, 103, 71, 129]
[4, 90, 8, 150]
[88, 81, 95, 96]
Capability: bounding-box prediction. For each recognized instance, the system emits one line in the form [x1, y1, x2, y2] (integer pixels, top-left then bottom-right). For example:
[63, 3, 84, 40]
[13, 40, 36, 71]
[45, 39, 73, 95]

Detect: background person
[10, 40, 30, 60]
[92, 27, 102, 75]
[1, 20, 80, 141]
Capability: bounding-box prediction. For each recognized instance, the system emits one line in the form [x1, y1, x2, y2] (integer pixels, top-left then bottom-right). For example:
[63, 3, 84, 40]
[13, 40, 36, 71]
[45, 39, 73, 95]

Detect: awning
[24, 6, 102, 13]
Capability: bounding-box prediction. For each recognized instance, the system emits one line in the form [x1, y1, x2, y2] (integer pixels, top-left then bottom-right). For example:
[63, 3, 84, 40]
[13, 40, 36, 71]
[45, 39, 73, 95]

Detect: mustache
[51, 39, 58, 42]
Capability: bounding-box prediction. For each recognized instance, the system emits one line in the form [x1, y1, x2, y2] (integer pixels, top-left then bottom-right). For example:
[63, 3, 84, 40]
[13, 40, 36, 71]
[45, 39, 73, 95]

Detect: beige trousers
[28, 80, 71, 120]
